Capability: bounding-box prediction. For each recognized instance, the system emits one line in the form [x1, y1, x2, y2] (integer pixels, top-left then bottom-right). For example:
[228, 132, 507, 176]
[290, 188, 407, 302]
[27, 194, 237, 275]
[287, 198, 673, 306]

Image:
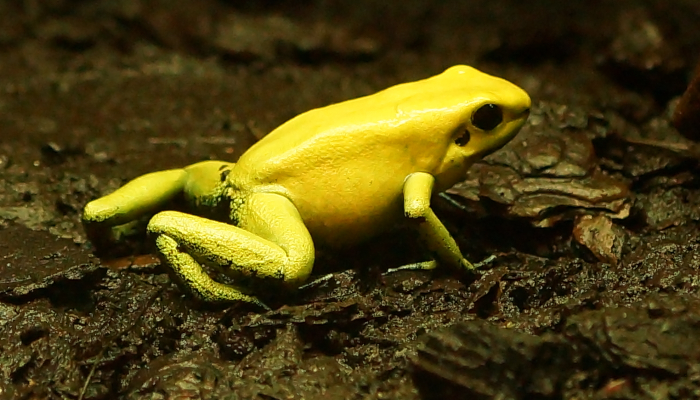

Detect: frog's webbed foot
[147, 192, 315, 306]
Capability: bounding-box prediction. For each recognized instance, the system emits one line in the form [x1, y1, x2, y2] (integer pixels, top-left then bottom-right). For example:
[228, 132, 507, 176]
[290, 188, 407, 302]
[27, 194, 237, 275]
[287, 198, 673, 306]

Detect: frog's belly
[293, 192, 405, 248]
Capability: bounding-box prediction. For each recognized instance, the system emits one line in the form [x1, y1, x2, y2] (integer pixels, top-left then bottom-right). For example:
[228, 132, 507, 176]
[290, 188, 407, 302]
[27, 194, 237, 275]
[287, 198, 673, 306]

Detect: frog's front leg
[403, 172, 475, 271]
[147, 192, 315, 306]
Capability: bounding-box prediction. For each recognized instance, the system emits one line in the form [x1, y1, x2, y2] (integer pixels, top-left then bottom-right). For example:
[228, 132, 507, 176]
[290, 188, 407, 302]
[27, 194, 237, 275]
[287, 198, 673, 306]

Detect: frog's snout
[512, 105, 530, 125]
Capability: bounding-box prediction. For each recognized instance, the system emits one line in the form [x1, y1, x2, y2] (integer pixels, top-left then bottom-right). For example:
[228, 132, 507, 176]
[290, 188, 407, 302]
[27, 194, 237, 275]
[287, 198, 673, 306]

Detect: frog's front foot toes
[383, 260, 438, 275]
[463, 254, 498, 271]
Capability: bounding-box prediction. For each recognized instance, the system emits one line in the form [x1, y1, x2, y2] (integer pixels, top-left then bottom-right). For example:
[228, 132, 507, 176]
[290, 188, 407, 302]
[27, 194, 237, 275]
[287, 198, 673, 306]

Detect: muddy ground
[2, 1, 700, 399]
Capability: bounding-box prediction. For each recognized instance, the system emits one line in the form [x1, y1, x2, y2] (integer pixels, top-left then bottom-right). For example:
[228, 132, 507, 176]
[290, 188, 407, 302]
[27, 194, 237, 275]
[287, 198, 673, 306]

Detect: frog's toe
[471, 254, 497, 269]
[251, 298, 272, 311]
[383, 260, 438, 275]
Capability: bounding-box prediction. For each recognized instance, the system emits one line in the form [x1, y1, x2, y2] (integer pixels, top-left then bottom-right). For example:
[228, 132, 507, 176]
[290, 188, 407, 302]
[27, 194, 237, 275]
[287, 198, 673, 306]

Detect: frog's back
[235, 65, 516, 181]
[229, 65, 529, 246]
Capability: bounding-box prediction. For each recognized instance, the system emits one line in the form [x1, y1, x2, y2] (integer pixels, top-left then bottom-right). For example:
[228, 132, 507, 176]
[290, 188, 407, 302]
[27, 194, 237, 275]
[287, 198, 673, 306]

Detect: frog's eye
[472, 104, 503, 131]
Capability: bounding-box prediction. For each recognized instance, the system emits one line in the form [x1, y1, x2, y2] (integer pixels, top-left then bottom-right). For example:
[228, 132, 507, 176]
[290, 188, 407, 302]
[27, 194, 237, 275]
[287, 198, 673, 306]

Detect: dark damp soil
[2, 1, 700, 399]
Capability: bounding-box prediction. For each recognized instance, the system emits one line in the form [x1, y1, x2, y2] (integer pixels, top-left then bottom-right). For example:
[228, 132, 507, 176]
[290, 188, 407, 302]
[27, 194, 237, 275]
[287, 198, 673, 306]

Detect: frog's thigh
[237, 192, 315, 285]
[182, 160, 236, 199]
[403, 172, 475, 270]
[148, 193, 314, 284]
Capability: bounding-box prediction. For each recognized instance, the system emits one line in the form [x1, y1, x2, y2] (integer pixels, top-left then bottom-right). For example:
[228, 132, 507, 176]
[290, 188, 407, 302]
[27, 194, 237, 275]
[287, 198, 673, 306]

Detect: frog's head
[420, 65, 531, 190]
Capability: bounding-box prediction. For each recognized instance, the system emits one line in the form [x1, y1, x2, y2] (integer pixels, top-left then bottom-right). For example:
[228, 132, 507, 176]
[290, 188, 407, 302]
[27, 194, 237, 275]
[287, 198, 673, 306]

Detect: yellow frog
[83, 65, 531, 308]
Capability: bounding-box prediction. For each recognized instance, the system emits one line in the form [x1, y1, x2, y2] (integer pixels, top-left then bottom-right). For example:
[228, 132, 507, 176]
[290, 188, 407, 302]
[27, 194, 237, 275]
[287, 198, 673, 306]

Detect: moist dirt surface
[2, 1, 700, 399]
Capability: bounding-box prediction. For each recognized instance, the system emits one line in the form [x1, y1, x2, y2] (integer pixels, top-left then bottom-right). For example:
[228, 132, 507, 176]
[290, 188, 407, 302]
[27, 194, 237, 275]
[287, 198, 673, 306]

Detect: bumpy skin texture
[82, 65, 531, 308]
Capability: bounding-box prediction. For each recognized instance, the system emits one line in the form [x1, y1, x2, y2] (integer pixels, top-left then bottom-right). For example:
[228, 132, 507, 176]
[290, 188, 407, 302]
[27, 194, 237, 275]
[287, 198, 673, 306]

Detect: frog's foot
[383, 255, 497, 276]
[147, 192, 315, 306]
[383, 261, 437, 275]
[298, 273, 335, 290]
[470, 254, 497, 269]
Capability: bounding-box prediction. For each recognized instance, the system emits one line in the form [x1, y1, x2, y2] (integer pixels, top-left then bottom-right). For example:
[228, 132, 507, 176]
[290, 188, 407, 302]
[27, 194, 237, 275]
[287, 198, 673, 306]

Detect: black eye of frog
[472, 104, 503, 131]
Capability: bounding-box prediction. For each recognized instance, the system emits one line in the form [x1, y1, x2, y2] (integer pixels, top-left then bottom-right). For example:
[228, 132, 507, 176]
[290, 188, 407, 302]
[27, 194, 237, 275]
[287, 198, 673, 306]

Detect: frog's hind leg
[83, 161, 234, 226]
[83, 161, 235, 247]
[154, 234, 271, 309]
[82, 168, 189, 251]
[83, 169, 188, 228]
[147, 192, 315, 306]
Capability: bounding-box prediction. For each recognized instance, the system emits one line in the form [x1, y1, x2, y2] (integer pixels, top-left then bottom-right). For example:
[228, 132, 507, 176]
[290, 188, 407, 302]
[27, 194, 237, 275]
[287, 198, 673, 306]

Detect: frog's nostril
[455, 129, 470, 146]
